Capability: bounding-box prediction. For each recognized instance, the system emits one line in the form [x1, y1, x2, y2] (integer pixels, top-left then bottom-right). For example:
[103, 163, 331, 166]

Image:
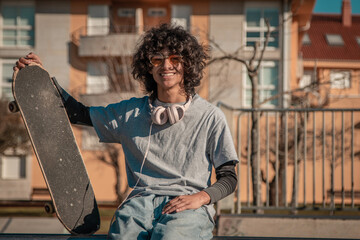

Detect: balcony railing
[71, 25, 144, 57]
[71, 25, 142, 44]
[217, 102, 360, 213]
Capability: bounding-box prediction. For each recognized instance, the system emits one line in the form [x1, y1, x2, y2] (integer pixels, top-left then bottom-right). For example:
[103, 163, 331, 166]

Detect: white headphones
[148, 96, 192, 125]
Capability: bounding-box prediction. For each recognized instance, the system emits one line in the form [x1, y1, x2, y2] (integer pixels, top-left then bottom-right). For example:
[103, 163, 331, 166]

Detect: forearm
[203, 161, 238, 204]
[52, 77, 93, 126]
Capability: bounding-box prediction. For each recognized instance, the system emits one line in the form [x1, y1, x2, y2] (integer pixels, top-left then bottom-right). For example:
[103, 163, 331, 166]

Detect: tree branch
[255, 19, 271, 73]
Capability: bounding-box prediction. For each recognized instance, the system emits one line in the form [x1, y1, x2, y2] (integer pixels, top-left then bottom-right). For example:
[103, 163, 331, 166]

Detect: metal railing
[71, 24, 144, 45]
[218, 102, 360, 213]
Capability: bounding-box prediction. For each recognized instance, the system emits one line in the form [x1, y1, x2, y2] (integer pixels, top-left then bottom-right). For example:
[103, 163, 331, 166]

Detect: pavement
[0, 217, 108, 239]
[0, 217, 66, 234]
[1, 216, 360, 240]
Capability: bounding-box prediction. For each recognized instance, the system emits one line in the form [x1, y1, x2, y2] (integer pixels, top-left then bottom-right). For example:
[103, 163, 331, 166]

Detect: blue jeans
[108, 194, 214, 240]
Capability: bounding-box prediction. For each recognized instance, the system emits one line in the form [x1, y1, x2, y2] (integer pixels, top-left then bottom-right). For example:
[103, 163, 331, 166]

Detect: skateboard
[9, 64, 100, 235]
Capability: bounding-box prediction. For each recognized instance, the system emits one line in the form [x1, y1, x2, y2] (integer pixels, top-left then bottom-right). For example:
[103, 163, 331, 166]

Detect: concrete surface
[0, 235, 357, 240]
[1, 216, 360, 239]
[217, 214, 360, 239]
[0, 217, 66, 234]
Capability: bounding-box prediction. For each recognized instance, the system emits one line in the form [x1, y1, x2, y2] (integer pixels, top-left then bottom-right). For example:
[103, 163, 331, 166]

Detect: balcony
[72, 25, 142, 57]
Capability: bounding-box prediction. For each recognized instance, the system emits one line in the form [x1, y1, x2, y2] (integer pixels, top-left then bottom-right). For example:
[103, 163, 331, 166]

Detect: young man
[15, 24, 238, 239]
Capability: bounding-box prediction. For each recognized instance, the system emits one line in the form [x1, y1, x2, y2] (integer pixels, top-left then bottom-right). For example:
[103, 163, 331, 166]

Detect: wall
[0, 155, 32, 200]
[29, 0, 71, 197]
[209, 0, 244, 107]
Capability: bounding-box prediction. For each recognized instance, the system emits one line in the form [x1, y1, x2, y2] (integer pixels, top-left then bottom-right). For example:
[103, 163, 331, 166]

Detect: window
[87, 5, 109, 36]
[87, 61, 109, 94]
[1, 155, 26, 179]
[302, 33, 311, 45]
[171, 5, 191, 30]
[116, 8, 139, 33]
[330, 70, 350, 89]
[246, 7, 279, 48]
[1, 60, 15, 100]
[148, 8, 167, 17]
[325, 34, 344, 46]
[1, 4, 35, 47]
[117, 8, 136, 17]
[356, 36, 360, 46]
[299, 70, 316, 92]
[244, 61, 279, 107]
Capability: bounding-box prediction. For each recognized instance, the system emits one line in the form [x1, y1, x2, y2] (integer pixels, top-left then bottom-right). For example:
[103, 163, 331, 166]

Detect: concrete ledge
[0, 234, 107, 239]
[217, 214, 360, 239]
[0, 235, 356, 240]
[213, 238, 358, 240]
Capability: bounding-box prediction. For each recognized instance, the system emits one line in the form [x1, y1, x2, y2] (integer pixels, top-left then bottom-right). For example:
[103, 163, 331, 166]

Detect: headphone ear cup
[151, 106, 168, 125]
[176, 106, 186, 121]
[167, 105, 185, 125]
[167, 106, 178, 125]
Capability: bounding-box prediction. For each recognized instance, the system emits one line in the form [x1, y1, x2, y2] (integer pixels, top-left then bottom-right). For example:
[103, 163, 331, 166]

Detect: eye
[150, 56, 163, 66]
[169, 55, 182, 65]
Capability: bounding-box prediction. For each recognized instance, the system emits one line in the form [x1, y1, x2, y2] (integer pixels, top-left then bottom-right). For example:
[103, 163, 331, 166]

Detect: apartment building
[300, 0, 360, 108]
[0, 0, 314, 203]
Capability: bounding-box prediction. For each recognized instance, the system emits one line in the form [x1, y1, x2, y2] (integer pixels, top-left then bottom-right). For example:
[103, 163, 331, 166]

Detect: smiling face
[149, 48, 185, 98]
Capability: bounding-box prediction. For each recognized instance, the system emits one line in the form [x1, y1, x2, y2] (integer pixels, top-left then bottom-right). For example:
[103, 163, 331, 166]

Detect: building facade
[0, 0, 315, 203]
[300, 0, 360, 109]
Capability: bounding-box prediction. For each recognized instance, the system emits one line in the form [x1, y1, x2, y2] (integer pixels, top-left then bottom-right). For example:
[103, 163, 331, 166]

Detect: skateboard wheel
[45, 202, 55, 214]
[8, 101, 19, 113]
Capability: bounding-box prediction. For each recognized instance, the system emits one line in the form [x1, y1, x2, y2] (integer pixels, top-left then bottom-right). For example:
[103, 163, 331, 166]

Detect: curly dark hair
[132, 23, 209, 98]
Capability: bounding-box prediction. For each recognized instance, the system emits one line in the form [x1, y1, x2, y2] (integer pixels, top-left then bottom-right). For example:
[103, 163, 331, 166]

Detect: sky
[314, 0, 360, 14]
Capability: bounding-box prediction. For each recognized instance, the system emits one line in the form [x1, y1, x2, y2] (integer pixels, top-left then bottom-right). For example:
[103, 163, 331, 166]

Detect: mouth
[160, 72, 176, 77]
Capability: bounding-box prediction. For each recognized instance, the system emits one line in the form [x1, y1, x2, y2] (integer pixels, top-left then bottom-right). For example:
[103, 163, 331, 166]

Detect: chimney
[342, 0, 352, 27]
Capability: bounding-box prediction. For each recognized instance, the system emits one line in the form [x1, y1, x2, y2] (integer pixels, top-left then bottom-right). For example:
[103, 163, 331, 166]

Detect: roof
[301, 14, 360, 61]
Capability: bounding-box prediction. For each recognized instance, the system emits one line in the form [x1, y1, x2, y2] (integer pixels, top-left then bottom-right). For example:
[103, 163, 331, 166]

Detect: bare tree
[96, 143, 130, 204]
[208, 20, 271, 209]
[0, 98, 29, 155]
[207, 18, 358, 209]
[100, 55, 138, 93]
[86, 30, 140, 203]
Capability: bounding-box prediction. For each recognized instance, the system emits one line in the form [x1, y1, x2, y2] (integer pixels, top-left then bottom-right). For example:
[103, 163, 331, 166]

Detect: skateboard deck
[11, 64, 100, 235]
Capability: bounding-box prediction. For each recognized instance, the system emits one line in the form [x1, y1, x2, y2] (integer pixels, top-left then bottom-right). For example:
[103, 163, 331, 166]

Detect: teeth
[161, 73, 175, 76]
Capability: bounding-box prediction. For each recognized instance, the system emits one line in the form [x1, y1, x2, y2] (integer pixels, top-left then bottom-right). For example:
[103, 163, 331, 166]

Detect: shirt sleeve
[89, 103, 125, 143]
[52, 77, 92, 126]
[206, 109, 239, 168]
[203, 161, 238, 204]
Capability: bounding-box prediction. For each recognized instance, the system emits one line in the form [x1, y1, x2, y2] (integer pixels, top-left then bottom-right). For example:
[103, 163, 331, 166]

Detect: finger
[26, 52, 36, 60]
[16, 61, 26, 69]
[173, 201, 189, 212]
[164, 197, 181, 207]
[174, 205, 189, 213]
[26, 52, 42, 65]
[19, 57, 30, 65]
[162, 203, 177, 214]
[162, 204, 179, 214]
[168, 201, 191, 214]
[162, 199, 180, 214]
[162, 198, 188, 214]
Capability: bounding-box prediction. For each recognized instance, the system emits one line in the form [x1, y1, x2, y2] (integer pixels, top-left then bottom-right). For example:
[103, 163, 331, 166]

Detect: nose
[162, 57, 173, 69]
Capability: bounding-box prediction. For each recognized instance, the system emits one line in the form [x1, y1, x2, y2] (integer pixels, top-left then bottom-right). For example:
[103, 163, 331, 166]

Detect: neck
[157, 89, 187, 103]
